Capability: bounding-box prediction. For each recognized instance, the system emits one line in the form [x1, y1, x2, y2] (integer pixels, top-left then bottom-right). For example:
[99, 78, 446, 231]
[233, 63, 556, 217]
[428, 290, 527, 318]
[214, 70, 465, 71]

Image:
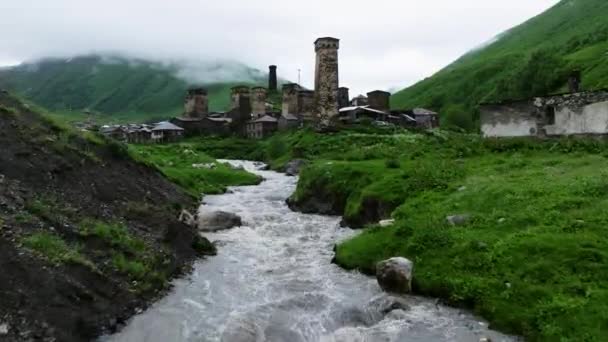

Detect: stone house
[408, 108, 440, 129]
[151, 121, 184, 143]
[338, 105, 388, 123]
[278, 113, 301, 130]
[246, 115, 278, 139]
[480, 90, 608, 138]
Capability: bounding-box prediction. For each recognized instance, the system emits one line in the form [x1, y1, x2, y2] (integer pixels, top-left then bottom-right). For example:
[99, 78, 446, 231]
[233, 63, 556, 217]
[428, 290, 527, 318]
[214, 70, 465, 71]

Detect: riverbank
[106, 160, 516, 342]
[188, 128, 608, 341]
[0, 93, 226, 341]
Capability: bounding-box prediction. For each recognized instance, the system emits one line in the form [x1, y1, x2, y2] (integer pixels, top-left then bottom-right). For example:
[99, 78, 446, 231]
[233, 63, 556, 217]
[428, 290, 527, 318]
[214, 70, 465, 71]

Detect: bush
[385, 158, 401, 169]
[22, 232, 93, 268]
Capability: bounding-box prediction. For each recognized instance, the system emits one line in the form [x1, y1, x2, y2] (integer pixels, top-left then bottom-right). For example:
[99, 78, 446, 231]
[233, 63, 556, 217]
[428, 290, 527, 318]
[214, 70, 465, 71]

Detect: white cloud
[0, 0, 559, 95]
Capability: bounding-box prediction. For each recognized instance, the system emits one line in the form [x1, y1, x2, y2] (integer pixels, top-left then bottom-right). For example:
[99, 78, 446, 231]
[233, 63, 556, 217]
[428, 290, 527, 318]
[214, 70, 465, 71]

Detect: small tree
[443, 104, 475, 132]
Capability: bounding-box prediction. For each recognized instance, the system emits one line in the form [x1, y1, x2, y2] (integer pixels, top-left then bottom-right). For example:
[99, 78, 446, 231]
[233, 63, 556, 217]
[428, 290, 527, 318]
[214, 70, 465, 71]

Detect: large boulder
[446, 214, 471, 226]
[197, 211, 242, 232]
[284, 159, 308, 176]
[376, 257, 414, 294]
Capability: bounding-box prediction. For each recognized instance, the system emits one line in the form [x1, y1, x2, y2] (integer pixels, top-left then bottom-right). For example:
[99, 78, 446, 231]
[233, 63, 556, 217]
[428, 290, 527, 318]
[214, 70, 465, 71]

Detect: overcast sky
[0, 0, 559, 95]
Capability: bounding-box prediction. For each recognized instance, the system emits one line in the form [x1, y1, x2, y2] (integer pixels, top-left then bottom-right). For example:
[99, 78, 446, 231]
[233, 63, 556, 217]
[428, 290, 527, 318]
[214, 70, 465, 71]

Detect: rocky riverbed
[103, 161, 518, 342]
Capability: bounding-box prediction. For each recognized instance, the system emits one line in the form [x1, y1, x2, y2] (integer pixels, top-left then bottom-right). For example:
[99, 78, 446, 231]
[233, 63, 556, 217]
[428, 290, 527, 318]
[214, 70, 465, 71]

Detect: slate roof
[152, 121, 184, 131]
[253, 115, 278, 123]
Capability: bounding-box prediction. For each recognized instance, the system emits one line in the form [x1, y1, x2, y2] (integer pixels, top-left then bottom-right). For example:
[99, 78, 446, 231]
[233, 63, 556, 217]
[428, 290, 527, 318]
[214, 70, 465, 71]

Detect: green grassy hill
[0, 55, 267, 123]
[391, 0, 608, 128]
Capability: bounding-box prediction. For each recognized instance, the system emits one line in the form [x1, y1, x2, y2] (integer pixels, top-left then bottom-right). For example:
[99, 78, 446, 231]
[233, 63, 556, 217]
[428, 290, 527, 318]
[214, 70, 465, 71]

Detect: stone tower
[230, 85, 251, 111]
[338, 87, 350, 109]
[314, 37, 340, 125]
[269, 65, 278, 92]
[297, 90, 316, 121]
[367, 90, 391, 112]
[251, 87, 268, 119]
[282, 83, 301, 115]
[184, 87, 209, 118]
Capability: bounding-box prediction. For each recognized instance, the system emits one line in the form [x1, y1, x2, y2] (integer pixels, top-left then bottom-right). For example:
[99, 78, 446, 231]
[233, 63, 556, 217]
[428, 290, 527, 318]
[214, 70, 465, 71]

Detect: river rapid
[104, 161, 517, 342]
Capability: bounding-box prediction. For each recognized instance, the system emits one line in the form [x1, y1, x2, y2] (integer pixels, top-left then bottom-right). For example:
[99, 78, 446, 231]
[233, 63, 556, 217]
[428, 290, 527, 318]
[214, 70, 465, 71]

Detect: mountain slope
[0, 91, 216, 341]
[391, 0, 608, 127]
[0, 55, 267, 122]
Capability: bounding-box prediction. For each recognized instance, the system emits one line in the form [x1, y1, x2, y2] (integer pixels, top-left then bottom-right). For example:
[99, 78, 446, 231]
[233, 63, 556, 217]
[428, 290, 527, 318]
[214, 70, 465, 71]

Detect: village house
[165, 37, 443, 140]
[480, 74, 608, 138]
[278, 112, 301, 130]
[151, 121, 184, 143]
[246, 115, 278, 139]
[407, 108, 440, 129]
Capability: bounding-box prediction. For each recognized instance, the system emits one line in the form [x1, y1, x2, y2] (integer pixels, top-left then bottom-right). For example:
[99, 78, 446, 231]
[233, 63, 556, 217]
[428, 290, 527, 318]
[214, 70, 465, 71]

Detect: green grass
[197, 127, 608, 341]
[79, 220, 147, 254]
[391, 0, 608, 130]
[129, 141, 261, 197]
[22, 232, 95, 269]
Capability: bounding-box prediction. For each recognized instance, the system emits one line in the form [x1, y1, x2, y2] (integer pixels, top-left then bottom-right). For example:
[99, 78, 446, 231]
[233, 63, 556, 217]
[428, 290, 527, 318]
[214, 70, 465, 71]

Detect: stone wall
[184, 88, 209, 118]
[480, 90, 608, 137]
[251, 87, 268, 118]
[314, 37, 340, 126]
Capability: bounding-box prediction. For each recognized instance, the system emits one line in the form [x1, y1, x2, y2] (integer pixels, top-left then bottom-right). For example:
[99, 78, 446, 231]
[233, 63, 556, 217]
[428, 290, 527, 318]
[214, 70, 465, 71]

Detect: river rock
[446, 214, 471, 226]
[285, 159, 308, 176]
[379, 219, 395, 227]
[0, 323, 8, 335]
[197, 211, 242, 232]
[376, 257, 413, 294]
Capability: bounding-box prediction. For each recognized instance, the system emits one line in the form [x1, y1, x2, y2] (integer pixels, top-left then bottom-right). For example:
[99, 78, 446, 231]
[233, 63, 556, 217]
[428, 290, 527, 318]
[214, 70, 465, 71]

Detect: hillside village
[97, 37, 608, 145]
[99, 37, 440, 143]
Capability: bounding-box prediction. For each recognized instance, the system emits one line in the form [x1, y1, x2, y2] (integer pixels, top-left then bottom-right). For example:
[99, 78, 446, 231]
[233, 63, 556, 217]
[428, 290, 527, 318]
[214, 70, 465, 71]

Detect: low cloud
[0, 0, 559, 95]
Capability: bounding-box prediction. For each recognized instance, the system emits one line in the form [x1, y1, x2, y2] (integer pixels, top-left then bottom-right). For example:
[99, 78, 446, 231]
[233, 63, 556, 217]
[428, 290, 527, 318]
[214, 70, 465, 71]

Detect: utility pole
[298, 69, 301, 85]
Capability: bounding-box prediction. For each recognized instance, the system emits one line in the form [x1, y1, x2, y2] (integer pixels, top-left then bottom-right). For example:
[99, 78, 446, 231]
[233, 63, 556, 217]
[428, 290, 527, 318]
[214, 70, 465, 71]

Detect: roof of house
[206, 117, 232, 123]
[478, 88, 608, 106]
[152, 121, 184, 131]
[253, 115, 278, 123]
[339, 105, 387, 115]
[411, 108, 438, 116]
[281, 113, 299, 121]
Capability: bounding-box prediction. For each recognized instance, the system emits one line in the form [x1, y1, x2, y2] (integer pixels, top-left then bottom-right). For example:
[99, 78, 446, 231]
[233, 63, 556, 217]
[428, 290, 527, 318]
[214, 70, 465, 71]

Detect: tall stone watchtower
[251, 87, 268, 119]
[184, 87, 209, 118]
[314, 37, 340, 126]
[268, 65, 278, 92]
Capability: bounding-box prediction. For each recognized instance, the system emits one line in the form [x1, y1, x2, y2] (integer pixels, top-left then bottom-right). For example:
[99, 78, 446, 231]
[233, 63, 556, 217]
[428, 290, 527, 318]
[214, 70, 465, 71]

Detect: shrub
[385, 158, 401, 169]
[22, 232, 94, 268]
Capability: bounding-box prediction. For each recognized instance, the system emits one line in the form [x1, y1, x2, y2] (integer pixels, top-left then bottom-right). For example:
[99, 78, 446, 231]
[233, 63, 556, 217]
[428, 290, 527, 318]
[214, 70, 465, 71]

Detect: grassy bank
[194, 127, 608, 341]
[128, 142, 262, 198]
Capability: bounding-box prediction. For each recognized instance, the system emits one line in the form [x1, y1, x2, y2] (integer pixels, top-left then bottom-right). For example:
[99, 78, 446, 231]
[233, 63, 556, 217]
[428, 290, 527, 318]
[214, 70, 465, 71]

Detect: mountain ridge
[0, 55, 268, 122]
[391, 0, 608, 129]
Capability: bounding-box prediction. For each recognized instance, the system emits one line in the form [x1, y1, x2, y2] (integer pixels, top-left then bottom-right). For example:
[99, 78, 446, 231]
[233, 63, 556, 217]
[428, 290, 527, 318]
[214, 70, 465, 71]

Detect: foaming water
[104, 161, 518, 342]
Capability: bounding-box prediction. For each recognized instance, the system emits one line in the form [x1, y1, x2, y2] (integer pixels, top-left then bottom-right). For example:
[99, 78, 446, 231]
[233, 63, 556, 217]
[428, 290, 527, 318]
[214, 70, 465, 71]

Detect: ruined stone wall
[251, 87, 268, 118]
[480, 91, 608, 137]
[184, 88, 209, 118]
[314, 38, 340, 125]
[282, 83, 301, 115]
[480, 102, 538, 137]
[542, 92, 608, 136]
[338, 87, 350, 109]
[297, 90, 316, 121]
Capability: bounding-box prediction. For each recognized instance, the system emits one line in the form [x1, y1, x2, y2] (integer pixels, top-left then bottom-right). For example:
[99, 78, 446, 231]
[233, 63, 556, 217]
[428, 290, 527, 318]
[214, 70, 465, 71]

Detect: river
[104, 160, 517, 342]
